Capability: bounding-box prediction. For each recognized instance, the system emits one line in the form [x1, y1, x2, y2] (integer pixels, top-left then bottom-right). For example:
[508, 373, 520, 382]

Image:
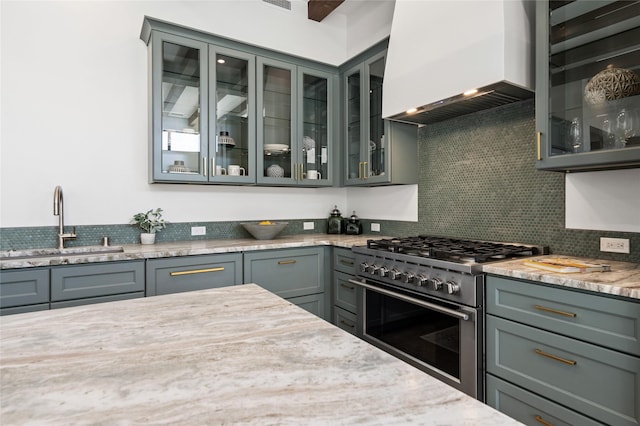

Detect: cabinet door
[334, 271, 357, 313]
[334, 306, 357, 336]
[288, 293, 327, 321]
[243, 247, 325, 299]
[150, 32, 209, 182]
[209, 46, 256, 184]
[364, 51, 387, 184]
[51, 292, 144, 310]
[146, 253, 242, 296]
[0, 268, 49, 309]
[344, 62, 364, 185]
[297, 66, 335, 186]
[51, 261, 145, 301]
[535, 1, 640, 171]
[332, 247, 356, 275]
[257, 57, 297, 185]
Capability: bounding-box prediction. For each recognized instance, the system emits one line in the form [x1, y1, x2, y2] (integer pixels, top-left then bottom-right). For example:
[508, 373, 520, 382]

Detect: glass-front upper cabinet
[257, 58, 334, 186]
[152, 33, 209, 183]
[343, 48, 417, 186]
[209, 46, 255, 184]
[535, 1, 640, 171]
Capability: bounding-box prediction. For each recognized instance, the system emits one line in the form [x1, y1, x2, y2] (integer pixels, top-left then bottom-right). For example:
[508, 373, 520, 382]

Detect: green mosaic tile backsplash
[1, 100, 637, 262]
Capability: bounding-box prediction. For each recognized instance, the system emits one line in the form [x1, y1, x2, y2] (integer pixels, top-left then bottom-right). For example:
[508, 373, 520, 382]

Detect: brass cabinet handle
[339, 282, 355, 290]
[339, 259, 355, 266]
[211, 158, 215, 177]
[363, 161, 368, 179]
[534, 305, 577, 318]
[537, 131, 542, 161]
[357, 162, 362, 179]
[339, 319, 355, 329]
[202, 157, 207, 177]
[299, 163, 304, 181]
[534, 415, 553, 426]
[278, 259, 297, 265]
[534, 348, 577, 366]
[170, 267, 225, 277]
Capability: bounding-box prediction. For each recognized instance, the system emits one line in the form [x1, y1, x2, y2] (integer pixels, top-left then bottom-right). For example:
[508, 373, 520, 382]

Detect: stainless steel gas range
[349, 235, 547, 401]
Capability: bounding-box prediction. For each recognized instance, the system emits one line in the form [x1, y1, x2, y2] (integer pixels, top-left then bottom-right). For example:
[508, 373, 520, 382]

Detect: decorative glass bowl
[241, 221, 288, 240]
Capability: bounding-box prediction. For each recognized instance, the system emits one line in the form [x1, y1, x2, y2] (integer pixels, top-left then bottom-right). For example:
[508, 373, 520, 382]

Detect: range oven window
[365, 289, 460, 380]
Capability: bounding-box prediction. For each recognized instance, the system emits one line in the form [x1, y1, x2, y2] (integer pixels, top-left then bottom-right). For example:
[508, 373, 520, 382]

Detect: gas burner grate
[367, 236, 541, 264]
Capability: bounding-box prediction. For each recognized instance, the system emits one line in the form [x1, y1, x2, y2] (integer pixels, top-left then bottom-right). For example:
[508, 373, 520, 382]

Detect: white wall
[1, 0, 416, 228]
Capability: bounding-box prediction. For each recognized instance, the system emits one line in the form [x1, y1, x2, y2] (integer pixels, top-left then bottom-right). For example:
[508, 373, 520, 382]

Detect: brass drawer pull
[534, 305, 577, 318]
[339, 319, 355, 329]
[535, 348, 577, 366]
[339, 283, 355, 290]
[534, 415, 553, 426]
[170, 267, 224, 277]
[278, 259, 297, 265]
[339, 259, 355, 266]
[537, 131, 542, 161]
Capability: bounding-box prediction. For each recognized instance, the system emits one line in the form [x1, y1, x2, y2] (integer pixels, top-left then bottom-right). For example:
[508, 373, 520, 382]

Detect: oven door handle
[348, 278, 471, 321]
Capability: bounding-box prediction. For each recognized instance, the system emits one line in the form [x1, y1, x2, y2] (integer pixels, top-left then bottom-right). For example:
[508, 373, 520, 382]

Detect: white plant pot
[140, 233, 156, 245]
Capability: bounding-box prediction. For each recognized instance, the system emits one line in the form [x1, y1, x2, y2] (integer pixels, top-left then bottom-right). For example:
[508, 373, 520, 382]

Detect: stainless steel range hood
[382, 0, 535, 126]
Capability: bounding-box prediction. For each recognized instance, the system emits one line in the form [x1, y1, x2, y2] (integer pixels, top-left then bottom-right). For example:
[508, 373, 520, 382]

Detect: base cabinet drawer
[486, 375, 603, 426]
[0, 268, 49, 309]
[51, 261, 145, 301]
[487, 315, 640, 426]
[334, 271, 357, 312]
[146, 254, 243, 296]
[244, 247, 325, 299]
[332, 248, 356, 275]
[51, 292, 144, 309]
[288, 293, 325, 319]
[334, 306, 357, 335]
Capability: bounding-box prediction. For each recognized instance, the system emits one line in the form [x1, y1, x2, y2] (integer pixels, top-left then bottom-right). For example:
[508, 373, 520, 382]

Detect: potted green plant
[130, 208, 167, 244]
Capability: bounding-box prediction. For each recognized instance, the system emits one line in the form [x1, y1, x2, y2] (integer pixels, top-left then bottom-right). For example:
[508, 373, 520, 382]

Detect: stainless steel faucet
[53, 185, 77, 249]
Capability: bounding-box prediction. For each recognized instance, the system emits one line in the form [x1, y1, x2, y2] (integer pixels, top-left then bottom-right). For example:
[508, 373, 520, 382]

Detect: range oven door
[349, 278, 483, 400]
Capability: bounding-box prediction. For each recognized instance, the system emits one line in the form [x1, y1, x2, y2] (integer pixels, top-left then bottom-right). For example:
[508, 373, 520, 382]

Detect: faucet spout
[53, 185, 77, 249]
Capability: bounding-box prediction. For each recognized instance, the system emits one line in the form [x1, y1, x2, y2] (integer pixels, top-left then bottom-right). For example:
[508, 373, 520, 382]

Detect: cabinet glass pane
[262, 65, 292, 179]
[347, 71, 361, 180]
[161, 41, 202, 176]
[368, 56, 385, 177]
[301, 73, 328, 181]
[547, 1, 640, 157]
[214, 53, 250, 177]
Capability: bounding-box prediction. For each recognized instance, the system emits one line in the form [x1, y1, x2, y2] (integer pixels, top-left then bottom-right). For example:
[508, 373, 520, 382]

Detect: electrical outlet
[600, 237, 630, 254]
[191, 226, 206, 236]
[303, 222, 314, 230]
[371, 223, 381, 232]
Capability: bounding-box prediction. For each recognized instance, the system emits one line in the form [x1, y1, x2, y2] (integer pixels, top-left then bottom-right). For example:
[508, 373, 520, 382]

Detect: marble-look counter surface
[0, 284, 520, 425]
[0, 234, 375, 270]
[484, 255, 640, 300]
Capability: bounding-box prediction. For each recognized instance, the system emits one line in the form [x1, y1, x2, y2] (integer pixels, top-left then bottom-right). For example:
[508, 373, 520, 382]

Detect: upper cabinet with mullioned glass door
[343, 47, 417, 186]
[257, 57, 336, 186]
[535, 0, 640, 171]
[145, 30, 256, 183]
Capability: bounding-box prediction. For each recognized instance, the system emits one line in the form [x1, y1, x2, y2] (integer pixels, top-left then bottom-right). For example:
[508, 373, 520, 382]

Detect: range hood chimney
[382, 0, 534, 126]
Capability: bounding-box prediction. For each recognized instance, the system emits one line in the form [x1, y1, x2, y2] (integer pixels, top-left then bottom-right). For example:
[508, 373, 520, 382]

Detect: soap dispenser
[327, 205, 344, 234]
[346, 211, 362, 235]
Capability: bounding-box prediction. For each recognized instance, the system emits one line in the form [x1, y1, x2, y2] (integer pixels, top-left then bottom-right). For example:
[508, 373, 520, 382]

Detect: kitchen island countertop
[0, 284, 520, 425]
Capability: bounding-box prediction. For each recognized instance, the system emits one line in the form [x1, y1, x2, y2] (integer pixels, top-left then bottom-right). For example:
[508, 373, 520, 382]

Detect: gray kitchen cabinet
[257, 58, 338, 187]
[51, 261, 145, 304]
[486, 275, 640, 426]
[146, 253, 243, 296]
[287, 293, 325, 318]
[243, 247, 329, 320]
[0, 268, 49, 315]
[535, 1, 640, 171]
[341, 42, 417, 186]
[331, 247, 359, 335]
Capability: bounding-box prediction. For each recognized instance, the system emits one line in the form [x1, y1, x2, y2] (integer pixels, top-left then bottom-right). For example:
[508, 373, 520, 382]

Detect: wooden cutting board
[523, 258, 611, 273]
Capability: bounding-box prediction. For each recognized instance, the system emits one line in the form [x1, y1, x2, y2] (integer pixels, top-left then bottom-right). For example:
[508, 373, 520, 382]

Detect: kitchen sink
[0, 246, 125, 261]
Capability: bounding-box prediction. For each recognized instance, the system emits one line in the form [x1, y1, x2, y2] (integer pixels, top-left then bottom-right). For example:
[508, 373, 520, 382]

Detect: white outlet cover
[303, 222, 314, 230]
[191, 226, 206, 236]
[371, 223, 381, 232]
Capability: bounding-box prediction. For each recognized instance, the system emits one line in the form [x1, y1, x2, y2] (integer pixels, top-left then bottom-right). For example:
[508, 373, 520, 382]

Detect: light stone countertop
[483, 255, 640, 300]
[0, 284, 521, 425]
[0, 234, 376, 270]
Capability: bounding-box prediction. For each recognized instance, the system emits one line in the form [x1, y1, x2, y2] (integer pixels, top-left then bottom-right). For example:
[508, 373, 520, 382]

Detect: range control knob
[430, 278, 443, 291]
[445, 281, 461, 295]
[416, 274, 429, 287]
[359, 262, 369, 273]
[389, 268, 402, 280]
[369, 264, 380, 275]
[402, 271, 415, 284]
[378, 266, 389, 277]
